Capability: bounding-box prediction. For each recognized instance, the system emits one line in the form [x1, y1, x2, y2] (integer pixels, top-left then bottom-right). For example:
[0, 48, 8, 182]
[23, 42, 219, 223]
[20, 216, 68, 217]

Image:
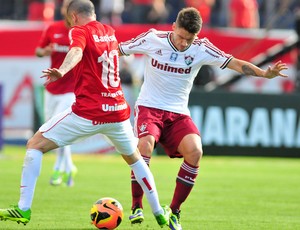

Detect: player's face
[171, 23, 197, 51]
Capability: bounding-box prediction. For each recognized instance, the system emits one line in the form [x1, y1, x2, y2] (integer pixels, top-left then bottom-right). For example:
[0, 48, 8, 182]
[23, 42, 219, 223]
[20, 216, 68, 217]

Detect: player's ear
[172, 22, 176, 30]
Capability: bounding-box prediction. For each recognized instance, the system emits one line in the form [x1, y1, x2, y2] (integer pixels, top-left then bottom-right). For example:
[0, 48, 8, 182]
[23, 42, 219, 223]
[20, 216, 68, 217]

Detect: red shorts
[134, 105, 200, 158]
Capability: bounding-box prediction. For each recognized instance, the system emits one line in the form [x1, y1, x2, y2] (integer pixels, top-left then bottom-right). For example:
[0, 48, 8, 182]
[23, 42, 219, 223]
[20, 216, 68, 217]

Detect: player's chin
[179, 46, 188, 51]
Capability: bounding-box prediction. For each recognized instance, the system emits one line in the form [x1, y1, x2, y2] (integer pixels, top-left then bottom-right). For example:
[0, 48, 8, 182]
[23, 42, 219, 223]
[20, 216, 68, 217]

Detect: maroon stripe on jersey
[167, 32, 177, 51]
[122, 29, 153, 45]
[220, 56, 233, 69]
[203, 39, 230, 58]
[118, 44, 126, 56]
[192, 38, 202, 46]
[156, 32, 168, 38]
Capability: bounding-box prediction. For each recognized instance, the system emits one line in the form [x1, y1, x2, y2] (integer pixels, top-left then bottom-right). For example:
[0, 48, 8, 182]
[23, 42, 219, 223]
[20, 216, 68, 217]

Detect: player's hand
[264, 61, 288, 79]
[43, 44, 53, 56]
[41, 68, 63, 86]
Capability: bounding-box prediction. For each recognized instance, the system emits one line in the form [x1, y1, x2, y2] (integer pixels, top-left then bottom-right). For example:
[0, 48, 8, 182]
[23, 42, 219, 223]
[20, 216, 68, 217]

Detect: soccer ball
[90, 197, 124, 229]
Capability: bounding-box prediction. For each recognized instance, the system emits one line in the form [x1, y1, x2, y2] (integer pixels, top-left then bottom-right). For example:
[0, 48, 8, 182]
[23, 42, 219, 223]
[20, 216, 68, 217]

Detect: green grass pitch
[0, 145, 300, 230]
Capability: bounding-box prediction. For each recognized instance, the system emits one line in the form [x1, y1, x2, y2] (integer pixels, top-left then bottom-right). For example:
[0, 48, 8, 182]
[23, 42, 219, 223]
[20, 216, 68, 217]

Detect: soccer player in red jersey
[119, 7, 288, 230]
[0, 0, 170, 227]
[35, 0, 77, 187]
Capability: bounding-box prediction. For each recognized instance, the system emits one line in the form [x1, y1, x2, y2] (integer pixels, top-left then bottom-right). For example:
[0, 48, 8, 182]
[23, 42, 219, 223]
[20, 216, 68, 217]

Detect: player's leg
[169, 133, 202, 230]
[52, 92, 76, 187]
[122, 150, 171, 227]
[161, 115, 202, 230]
[105, 120, 170, 228]
[0, 109, 89, 225]
[0, 132, 58, 225]
[130, 105, 163, 224]
[50, 148, 64, 185]
[61, 145, 77, 186]
[130, 135, 155, 224]
[44, 91, 65, 186]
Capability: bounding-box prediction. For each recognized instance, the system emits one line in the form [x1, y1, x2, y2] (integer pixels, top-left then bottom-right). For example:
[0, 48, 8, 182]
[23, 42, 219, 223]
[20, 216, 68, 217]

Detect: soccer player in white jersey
[0, 0, 170, 227]
[119, 7, 288, 230]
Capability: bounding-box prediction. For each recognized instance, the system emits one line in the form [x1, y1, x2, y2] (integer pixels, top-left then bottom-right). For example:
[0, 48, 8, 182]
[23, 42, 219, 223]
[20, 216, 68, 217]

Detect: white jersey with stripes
[119, 29, 233, 116]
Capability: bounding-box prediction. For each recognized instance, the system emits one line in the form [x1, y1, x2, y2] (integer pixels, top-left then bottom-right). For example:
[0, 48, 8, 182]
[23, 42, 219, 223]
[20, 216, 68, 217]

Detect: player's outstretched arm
[41, 47, 83, 86]
[35, 44, 53, 57]
[227, 58, 288, 79]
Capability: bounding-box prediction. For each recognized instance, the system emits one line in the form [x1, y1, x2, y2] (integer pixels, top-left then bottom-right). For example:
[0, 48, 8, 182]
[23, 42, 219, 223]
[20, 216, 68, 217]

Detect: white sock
[54, 148, 65, 172]
[130, 159, 162, 215]
[63, 145, 73, 174]
[18, 149, 43, 211]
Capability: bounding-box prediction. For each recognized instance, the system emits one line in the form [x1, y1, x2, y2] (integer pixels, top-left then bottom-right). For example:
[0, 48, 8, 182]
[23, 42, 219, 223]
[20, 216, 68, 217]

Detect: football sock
[170, 160, 199, 212]
[18, 149, 43, 211]
[62, 145, 73, 173]
[129, 158, 161, 214]
[54, 147, 65, 172]
[131, 155, 150, 209]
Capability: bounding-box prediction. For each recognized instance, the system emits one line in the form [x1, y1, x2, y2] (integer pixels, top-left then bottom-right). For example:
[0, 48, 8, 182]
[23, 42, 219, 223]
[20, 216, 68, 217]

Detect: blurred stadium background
[0, 0, 300, 157]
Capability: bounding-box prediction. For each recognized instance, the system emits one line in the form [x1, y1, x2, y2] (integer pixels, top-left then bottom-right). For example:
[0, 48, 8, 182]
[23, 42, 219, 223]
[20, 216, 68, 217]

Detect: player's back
[70, 21, 130, 123]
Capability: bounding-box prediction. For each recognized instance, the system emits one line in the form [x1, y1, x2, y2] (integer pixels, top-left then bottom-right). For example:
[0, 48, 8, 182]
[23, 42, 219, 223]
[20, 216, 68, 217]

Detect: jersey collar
[167, 32, 191, 52]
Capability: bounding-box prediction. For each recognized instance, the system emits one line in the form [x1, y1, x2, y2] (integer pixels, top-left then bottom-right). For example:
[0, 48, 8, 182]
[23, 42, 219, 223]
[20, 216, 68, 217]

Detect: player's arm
[227, 57, 288, 79]
[41, 47, 82, 86]
[35, 45, 53, 57]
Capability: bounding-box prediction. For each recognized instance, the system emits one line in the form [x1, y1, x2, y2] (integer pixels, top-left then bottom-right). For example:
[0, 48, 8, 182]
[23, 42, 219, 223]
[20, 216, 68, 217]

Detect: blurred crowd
[0, 0, 299, 94]
[0, 0, 299, 30]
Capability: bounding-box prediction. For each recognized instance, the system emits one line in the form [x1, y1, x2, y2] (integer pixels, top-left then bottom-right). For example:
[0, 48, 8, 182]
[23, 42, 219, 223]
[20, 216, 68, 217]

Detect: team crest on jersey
[184, 55, 194, 65]
[139, 123, 147, 133]
[170, 52, 178, 62]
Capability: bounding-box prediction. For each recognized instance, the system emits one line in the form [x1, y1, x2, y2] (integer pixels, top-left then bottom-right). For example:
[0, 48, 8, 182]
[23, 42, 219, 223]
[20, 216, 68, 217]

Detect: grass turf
[0, 145, 300, 229]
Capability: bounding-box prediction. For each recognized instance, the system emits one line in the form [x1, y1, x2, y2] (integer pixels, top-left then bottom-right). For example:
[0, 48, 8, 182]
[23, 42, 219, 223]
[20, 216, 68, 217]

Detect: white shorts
[44, 91, 75, 121]
[39, 108, 138, 155]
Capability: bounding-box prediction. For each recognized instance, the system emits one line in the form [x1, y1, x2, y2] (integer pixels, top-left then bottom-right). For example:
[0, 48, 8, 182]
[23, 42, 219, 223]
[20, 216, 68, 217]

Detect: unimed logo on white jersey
[151, 58, 191, 74]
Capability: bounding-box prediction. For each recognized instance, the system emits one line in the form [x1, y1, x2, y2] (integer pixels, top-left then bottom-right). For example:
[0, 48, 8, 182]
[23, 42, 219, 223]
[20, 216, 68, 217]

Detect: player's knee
[184, 147, 202, 166]
[26, 134, 50, 153]
[26, 136, 36, 149]
[137, 138, 154, 156]
[193, 148, 203, 162]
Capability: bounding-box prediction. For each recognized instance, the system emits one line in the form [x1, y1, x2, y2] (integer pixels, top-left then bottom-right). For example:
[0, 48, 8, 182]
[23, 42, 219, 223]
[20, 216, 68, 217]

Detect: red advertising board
[0, 23, 296, 63]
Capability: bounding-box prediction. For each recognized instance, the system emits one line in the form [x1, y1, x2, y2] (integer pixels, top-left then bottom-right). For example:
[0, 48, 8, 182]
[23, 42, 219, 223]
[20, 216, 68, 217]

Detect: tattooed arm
[41, 47, 83, 86]
[227, 58, 288, 79]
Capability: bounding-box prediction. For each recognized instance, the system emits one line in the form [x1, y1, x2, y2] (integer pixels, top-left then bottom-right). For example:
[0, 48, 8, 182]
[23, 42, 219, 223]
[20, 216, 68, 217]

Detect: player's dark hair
[67, 0, 95, 17]
[176, 7, 202, 34]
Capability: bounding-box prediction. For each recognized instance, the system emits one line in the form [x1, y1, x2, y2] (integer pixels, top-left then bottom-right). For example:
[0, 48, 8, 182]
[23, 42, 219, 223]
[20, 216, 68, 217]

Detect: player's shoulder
[192, 37, 211, 47]
[139, 28, 168, 39]
[102, 23, 115, 34]
[70, 24, 87, 34]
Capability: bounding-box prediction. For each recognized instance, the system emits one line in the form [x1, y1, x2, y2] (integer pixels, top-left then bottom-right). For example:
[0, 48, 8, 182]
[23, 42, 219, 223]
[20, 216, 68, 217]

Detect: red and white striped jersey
[119, 29, 232, 115]
[70, 21, 130, 123]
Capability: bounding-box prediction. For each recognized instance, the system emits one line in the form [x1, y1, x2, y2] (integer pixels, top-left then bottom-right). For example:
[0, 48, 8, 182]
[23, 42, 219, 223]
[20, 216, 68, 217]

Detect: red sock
[131, 155, 151, 209]
[170, 160, 199, 212]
